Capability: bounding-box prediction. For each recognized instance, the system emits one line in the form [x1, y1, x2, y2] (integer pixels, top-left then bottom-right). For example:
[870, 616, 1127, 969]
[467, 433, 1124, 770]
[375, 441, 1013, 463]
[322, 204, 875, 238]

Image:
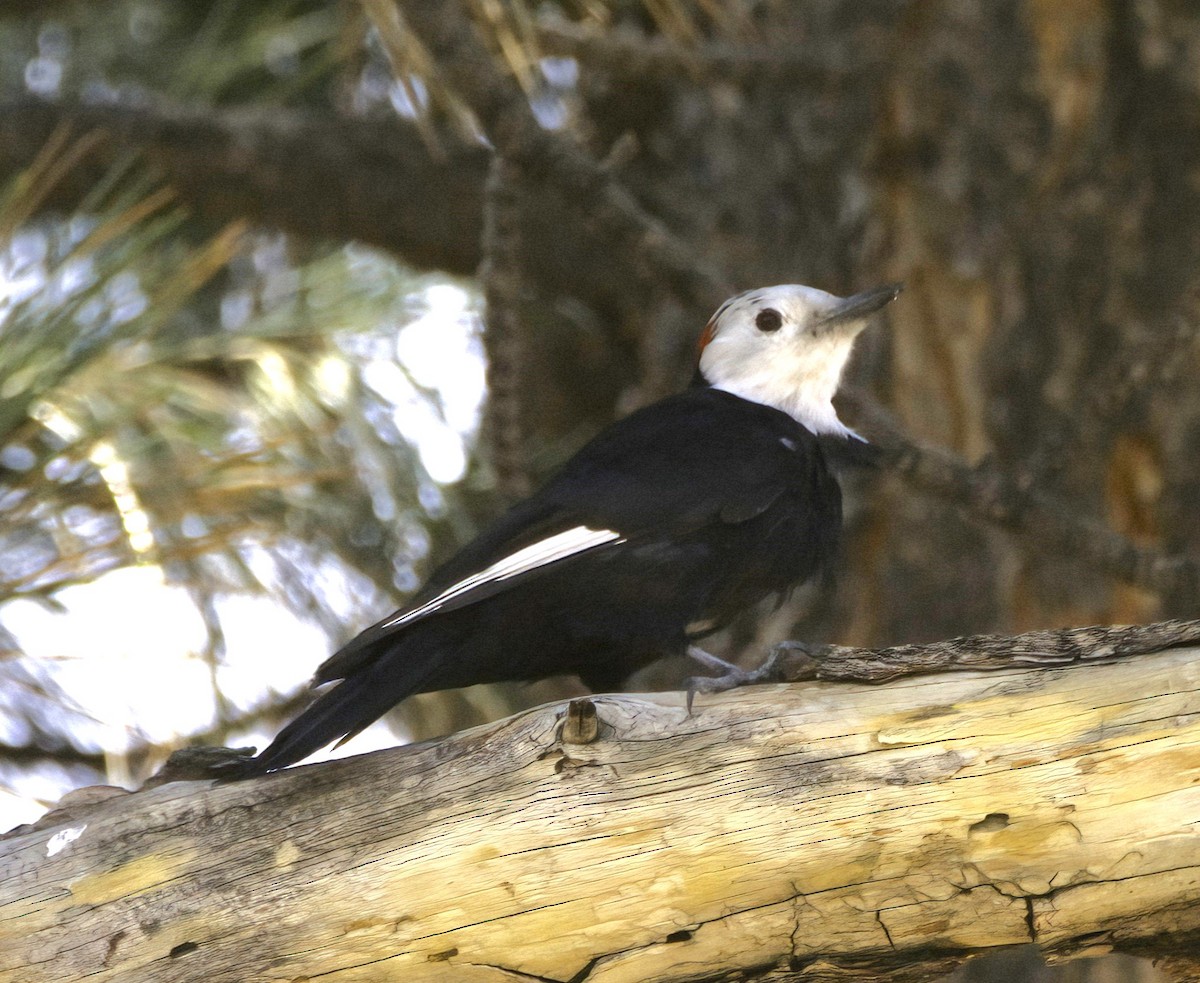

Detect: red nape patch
[696, 319, 717, 358]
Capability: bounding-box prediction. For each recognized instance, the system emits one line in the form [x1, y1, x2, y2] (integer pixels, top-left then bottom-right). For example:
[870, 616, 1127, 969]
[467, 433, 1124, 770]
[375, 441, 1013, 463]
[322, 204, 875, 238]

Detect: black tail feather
[237, 644, 442, 776]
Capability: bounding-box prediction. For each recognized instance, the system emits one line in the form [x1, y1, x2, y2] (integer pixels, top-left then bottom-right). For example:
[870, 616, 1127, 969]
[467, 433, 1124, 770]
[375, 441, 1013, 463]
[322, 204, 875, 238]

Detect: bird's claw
[684, 647, 793, 714]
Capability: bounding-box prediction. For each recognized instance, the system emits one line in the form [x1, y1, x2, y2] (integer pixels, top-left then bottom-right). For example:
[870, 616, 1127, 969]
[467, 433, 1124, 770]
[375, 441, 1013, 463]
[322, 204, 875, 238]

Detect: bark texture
[3, 625, 1198, 983]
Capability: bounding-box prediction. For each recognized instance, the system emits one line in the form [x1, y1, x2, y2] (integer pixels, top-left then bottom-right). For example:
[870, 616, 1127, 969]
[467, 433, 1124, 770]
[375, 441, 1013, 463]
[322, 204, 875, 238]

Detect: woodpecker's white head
[697, 282, 901, 438]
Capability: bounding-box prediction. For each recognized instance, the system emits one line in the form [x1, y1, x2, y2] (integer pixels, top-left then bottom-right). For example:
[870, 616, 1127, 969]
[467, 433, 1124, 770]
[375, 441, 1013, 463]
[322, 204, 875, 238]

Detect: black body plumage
[247, 388, 843, 773]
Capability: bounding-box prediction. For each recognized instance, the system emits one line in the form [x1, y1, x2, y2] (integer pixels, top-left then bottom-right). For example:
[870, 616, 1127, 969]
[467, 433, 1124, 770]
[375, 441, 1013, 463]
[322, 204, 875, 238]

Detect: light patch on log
[66, 850, 201, 907]
[45, 825, 87, 858]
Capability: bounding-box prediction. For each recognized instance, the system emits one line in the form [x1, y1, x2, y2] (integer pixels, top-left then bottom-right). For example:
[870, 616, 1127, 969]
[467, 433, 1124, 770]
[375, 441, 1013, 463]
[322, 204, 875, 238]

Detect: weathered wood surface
[3, 632, 1200, 982]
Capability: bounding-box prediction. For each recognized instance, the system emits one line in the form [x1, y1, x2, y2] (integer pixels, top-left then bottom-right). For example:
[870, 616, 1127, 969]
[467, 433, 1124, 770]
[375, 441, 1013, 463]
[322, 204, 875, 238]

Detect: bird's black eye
[755, 308, 783, 333]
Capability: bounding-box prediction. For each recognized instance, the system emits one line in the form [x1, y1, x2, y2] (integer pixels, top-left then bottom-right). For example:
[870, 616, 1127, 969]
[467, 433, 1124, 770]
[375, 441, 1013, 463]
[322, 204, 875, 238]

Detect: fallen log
[3, 622, 1200, 982]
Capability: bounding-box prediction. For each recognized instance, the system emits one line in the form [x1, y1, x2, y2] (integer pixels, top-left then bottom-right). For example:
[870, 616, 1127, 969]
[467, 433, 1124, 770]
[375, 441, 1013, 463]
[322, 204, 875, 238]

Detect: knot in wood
[561, 697, 600, 745]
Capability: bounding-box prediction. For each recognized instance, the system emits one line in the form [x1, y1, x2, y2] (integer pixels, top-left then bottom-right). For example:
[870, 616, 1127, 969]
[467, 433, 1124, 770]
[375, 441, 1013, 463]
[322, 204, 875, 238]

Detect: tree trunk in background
[514, 1, 1200, 655]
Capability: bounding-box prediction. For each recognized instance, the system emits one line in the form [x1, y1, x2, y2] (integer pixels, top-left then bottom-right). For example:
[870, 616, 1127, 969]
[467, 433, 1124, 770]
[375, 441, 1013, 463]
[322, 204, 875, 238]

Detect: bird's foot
[684, 642, 826, 713]
[684, 645, 787, 712]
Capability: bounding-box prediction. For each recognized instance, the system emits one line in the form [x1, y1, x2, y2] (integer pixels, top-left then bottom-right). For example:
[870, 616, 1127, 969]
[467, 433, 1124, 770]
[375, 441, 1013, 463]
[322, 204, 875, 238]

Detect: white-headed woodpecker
[241, 282, 901, 773]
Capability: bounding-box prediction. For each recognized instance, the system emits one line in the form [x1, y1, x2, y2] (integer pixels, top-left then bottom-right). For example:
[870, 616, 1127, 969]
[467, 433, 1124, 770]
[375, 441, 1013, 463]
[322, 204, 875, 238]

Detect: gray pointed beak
[817, 283, 903, 332]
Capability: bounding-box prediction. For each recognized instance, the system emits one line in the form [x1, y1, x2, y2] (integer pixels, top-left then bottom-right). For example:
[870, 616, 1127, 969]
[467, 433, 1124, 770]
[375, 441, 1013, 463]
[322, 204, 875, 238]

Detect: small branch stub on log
[561, 696, 600, 745]
[2, 622, 1199, 982]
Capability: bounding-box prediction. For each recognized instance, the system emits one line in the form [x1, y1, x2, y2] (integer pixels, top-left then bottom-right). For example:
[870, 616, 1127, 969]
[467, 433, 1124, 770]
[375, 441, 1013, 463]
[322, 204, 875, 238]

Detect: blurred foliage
[0, 0, 346, 107]
[0, 156, 449, 614]
[0, 0, 500, 815]
[0, 133, 486, 733]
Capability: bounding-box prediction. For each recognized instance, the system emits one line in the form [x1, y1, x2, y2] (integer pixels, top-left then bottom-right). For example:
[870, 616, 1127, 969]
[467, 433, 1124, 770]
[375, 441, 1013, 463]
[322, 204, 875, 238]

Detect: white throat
[704, 333, 861, 439]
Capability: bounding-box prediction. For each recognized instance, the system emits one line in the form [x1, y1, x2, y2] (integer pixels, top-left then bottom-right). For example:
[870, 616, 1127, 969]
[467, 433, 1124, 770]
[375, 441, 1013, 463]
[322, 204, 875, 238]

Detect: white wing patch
[381, 525, 625, 630]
